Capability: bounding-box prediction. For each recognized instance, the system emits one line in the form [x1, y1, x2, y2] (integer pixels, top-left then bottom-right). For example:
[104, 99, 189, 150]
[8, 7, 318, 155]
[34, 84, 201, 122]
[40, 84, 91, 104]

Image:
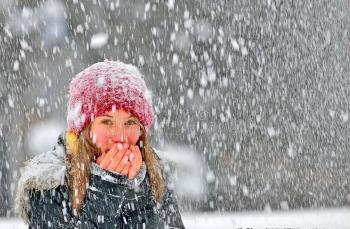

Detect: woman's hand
[96, 143, 130, 175]
[96, 143, 143, 180]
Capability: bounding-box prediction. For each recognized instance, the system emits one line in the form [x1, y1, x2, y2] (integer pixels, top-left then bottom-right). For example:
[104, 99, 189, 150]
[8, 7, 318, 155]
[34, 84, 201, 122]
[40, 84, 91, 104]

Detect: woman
[15, 60, 185, 228]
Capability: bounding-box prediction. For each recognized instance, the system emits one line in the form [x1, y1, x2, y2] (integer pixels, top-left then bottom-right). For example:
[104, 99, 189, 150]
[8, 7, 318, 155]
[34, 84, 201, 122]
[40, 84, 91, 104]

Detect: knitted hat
[67, 60, 154, 134]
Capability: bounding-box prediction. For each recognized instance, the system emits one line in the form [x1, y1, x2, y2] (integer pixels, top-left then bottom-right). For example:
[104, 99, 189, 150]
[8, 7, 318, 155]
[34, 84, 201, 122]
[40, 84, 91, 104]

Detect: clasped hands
[96, 143, 142, 180]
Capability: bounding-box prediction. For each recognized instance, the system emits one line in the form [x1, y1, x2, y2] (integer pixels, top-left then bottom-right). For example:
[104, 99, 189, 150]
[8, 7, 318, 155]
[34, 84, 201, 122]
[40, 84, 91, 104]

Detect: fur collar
[15, 141, 67, 223]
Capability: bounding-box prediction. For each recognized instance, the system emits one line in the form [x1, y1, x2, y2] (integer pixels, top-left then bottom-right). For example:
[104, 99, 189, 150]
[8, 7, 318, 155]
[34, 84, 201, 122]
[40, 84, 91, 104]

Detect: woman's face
[90, 109, 142, 154]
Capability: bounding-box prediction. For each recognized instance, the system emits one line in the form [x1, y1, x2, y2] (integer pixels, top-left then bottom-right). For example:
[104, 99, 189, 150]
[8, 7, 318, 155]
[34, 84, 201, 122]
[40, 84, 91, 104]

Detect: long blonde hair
[66, 123, 164, 216]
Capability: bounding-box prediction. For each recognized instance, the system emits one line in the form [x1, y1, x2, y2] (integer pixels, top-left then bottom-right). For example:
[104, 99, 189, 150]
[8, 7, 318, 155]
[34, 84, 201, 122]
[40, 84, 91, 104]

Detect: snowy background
[1, 209, 350, 228]
[0, 0, 350, 227]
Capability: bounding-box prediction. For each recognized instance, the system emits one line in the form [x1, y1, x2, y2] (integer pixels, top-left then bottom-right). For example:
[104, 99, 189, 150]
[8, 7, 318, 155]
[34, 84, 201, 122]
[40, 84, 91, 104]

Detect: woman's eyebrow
[101, 114, 113, 118]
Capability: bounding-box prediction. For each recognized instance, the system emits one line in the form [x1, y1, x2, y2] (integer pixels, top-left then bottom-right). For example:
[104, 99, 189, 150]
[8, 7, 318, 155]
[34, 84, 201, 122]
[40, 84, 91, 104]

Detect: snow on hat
[67, 60, 154, 134]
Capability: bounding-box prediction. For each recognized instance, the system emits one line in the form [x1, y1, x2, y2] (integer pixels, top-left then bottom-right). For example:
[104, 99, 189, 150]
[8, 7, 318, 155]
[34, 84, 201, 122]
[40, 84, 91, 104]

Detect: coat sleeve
[156, 159, 186, 229]
[28, 186, 75, 229]
[158, 185, 186, 229]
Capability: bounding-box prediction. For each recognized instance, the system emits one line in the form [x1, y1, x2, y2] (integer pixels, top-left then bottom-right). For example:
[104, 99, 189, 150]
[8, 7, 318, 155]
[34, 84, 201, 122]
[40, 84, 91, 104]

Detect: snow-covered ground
[1, 208, 349, 229]
[183, 208, 350, 229]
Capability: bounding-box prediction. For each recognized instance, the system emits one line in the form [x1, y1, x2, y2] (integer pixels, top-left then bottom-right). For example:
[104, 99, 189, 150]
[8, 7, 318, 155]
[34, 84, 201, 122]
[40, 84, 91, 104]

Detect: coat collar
[15, 133, 67, 223]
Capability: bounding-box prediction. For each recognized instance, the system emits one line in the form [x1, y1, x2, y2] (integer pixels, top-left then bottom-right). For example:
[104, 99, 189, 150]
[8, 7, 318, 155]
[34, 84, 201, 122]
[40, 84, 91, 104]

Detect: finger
[96, 147, 112, 163]
[129, 159, 142, 179]
[130, 145, 142, 166]
[128, 166, 136, 180]
[106, 156, 118, 171]
[100, 153, 115, 168]
[128, 145, 136, 160]
[104, 148, 128, 173]
[114, 152, 130, 173]
[133, 145, 142, 160]
[123, 142, 129, 149]
[128, 162, 141, 180]
[120, 162, 130, 176]
[96, 153, 106, 164]
[116, 142, 124, 151]
[129, 146, 143, 180]
[129, 152, 135, 162]
[114, 155, 129, 174]
[110, 147, 129, 169]
[98, 144, 131, 173]
[99, 145, 118, 168]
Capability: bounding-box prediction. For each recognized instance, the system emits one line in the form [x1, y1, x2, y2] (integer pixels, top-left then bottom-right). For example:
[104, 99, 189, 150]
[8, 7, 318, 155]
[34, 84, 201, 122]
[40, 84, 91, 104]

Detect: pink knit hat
[67, 60, 154, 134]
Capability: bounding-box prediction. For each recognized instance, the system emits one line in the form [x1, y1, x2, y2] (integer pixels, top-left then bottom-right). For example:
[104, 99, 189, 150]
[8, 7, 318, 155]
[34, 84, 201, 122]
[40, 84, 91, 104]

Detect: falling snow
[90, 33, 109, 49]
[0, 0, 350, 228]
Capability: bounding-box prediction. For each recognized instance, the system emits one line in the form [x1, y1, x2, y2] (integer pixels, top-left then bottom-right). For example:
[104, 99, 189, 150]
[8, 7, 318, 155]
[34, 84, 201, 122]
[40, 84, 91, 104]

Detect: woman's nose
[111, 129, 127, 143]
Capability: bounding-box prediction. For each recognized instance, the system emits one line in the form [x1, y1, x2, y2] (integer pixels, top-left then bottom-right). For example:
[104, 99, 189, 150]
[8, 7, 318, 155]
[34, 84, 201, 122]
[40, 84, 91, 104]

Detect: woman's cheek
[127, 129, 141, 145]
[93, 130, 110, 152]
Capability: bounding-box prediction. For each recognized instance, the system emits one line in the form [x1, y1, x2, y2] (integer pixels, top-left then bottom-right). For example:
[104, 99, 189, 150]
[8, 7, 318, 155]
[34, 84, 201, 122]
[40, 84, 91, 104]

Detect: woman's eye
[101, 119, 113, 125]
[125, 119, 137, 125]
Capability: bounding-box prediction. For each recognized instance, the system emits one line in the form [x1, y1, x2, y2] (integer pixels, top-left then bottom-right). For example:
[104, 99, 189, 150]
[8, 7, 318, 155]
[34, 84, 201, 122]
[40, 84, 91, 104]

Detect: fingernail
[124, 156, 129, 163]
[116, 143, 123, 150]
[130, 153, 135, 161]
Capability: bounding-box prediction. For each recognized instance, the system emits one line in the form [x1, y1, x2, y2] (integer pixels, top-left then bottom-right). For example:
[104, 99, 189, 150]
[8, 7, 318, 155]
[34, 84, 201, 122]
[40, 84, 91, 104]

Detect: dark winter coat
[16, 133, 185, 229]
